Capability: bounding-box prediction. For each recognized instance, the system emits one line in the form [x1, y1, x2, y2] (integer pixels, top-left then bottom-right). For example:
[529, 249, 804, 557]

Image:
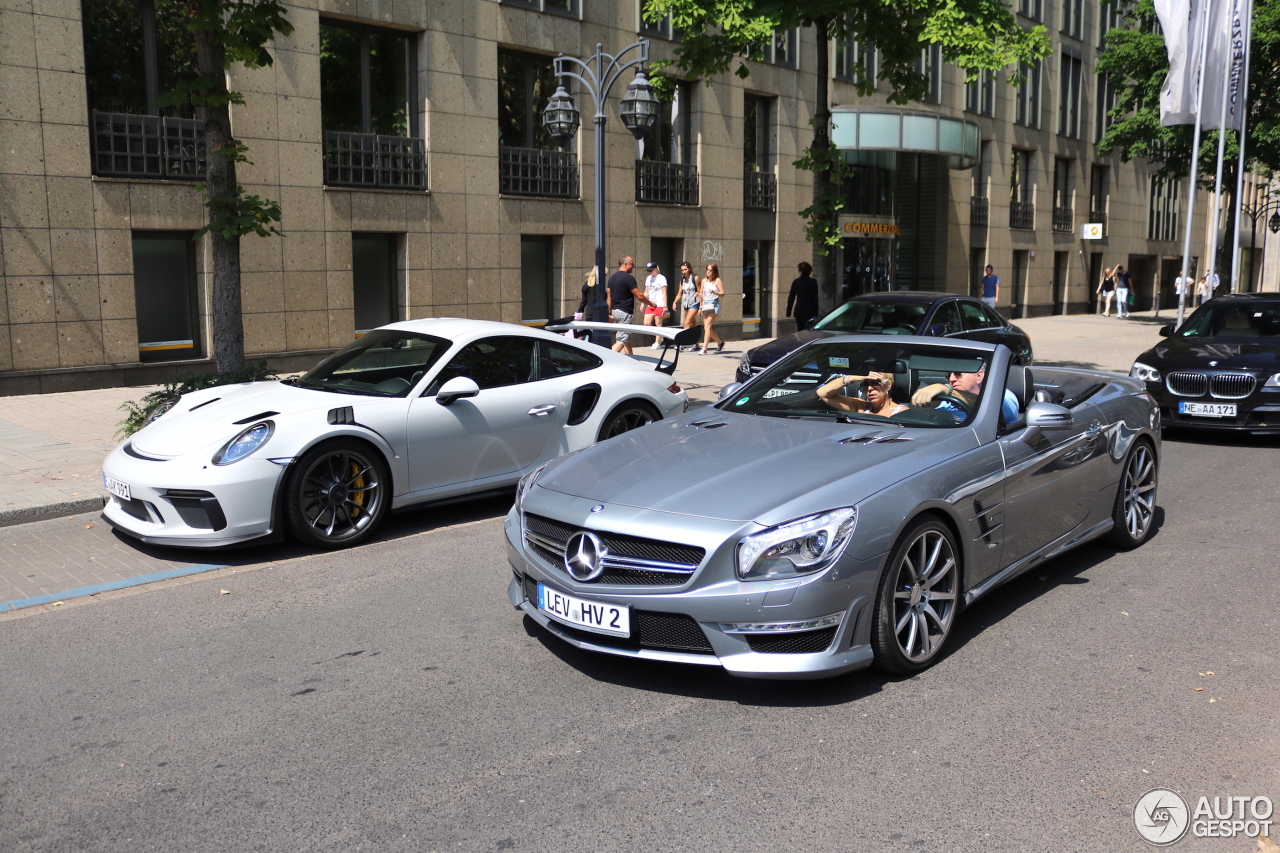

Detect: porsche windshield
[813, 300, 929, 334]
[1176, 303, 1280, 338]
[725, 341, 992, 428]
[298, 330, 449, 397]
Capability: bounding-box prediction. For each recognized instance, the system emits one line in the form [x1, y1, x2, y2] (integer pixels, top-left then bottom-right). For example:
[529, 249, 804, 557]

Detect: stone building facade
[0, 0, 1223, 394]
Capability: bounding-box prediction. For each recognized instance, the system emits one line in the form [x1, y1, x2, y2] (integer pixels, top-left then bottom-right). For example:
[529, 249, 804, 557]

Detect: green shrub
[117, 362, 278, 438]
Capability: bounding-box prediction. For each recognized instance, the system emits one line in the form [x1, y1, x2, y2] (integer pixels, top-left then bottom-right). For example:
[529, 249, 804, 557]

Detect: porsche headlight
[516, 463, 547, 512]
[1131, 362, 1161, 382]
[212, 421, 274, 466]
[1265, 373, 1280, 388]
[144, 397, 178, 427]
[736, 508, 857, 581]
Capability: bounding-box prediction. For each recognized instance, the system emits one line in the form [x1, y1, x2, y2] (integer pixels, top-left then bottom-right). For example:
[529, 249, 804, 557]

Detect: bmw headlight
[736, 508, 857, 581]
[516, 463, 547, 512]
[212, 421, 274, 466]
[1265, 373, 1280, 388]
[1131, 362, 1161, 382]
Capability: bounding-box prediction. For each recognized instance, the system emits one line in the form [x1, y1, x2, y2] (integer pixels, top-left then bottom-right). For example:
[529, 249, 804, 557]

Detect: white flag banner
[1155, 0, 1199, 125]
[1201, 0, 1251, 130]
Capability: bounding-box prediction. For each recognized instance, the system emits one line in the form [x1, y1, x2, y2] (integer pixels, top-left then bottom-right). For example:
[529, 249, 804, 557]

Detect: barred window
[1148, 177, 1181, 242]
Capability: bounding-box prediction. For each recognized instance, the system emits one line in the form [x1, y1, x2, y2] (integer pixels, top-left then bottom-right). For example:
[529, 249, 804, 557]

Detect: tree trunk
[192, 1, 245, 374]
[812, 15, 838, 314]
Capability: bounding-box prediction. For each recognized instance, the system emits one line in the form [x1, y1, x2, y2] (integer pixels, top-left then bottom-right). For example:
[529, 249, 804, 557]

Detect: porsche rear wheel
[597, 401, 659, 442]
[871, 518, 960, 675]
[285, 439, 389, 549]
[1106, 440, 1157, 549]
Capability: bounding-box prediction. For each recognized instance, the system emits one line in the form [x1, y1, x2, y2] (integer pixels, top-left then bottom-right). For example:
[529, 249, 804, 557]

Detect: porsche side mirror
[717, 382, 744, 402]
[925, 323, 947, 337]
[1159, 324, 1174, 337]
[436, 376, 480, 405]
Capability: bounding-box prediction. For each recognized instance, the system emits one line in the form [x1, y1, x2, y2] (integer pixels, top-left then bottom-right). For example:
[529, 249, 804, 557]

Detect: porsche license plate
[537, 583, 630, 637]
[1178, 402, 1236, 417]
[103, 472, 131, 501]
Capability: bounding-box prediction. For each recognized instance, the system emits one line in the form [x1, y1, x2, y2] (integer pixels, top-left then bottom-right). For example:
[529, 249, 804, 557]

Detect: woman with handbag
[1097, 266, 1115, 316]
[1114, 265, 1132, 318]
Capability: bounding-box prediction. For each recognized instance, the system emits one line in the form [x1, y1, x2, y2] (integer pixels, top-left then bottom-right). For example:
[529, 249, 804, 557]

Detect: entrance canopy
[831, 108, 980, 170]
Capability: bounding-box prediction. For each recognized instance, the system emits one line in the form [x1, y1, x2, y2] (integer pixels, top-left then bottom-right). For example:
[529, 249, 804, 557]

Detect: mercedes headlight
[212, 421, 274, 466]
[1131, 362, 1161, 382]
[736, 508, 857, 582]
[739, 351, 754, 374]
[1265, 373, 1280, 388]
[515, 463, 547, 511]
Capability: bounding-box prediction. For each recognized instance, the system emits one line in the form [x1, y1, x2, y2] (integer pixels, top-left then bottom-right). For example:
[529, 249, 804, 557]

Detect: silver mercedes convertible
[504, 336, 1160, 679]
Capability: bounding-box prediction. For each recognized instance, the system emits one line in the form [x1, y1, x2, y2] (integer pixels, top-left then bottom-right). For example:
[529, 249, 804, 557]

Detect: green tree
[645, 0, 1050, 309]
[1096, 0, 1280, 279]
[157, 1, 293, 374]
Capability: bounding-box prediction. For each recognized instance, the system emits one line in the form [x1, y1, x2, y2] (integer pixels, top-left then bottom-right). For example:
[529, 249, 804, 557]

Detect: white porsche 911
[101, 319, 689, 549]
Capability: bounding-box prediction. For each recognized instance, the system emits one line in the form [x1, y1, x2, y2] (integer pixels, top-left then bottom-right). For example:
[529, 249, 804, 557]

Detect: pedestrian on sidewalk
[676, 261, 701, 347]
[642, 262, 669, 350]
[787, 262, 820, 331]
[1196, 275, 1209, 306]
[1097, 266, 1116, 316]
[980, 265, 1000, 310]
[1114, 266, 1132, 318]
[1174, 271, 1189, 306]
[699, 263, 726, 354]
[606, 256, 654, 355]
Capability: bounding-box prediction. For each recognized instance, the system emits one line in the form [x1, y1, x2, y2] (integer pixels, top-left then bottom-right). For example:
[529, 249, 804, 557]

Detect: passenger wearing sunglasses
[816, 372, 909, 418]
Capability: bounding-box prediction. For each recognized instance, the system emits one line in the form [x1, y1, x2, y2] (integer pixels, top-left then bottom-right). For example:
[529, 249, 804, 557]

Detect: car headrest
[1223, 311, 1256, 331]
[1004, 365, 1033, 411]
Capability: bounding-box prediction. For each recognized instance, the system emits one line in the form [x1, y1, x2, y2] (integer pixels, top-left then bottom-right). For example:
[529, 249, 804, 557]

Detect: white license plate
[103, 472, 131, 501]
[1178, 402, 1236, 417]
[537, 583, 630, 637]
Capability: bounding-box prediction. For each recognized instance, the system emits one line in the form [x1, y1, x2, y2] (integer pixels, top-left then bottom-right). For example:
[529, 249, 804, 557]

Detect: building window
[132, 232, 200, 362]
[521, 236, 555, 323]
[1052, 158, 1074, 232]
[1099, 0, 1122, 47]
[971, 141, 990, 226]
[500, 0, 580, 18]
[965, 69, 995, 117]
[834, 30, 876, 87]
[320, 20, 424, 190]
[1096, 73, 1118, 141]
[914, 45, 942, 103]
[760, 29, 798, 68]
[1090, 164, 1110, 232]
[352, 234, 400, 334]
[640, 0, 679, 39]
[83, 0, 204, 179]
[1062, 0, 1083, 39]
[1015, 60, 1041, 128]
[744, 94, 776, 210]
[1148, 177, 1180, 242]
[1010, 147, 1035, 230]
[497, 49, 579, 198]
[1017, 0, 1043, 22]
[637, 80, 698, 204]
[1058, 52, 1082, 138]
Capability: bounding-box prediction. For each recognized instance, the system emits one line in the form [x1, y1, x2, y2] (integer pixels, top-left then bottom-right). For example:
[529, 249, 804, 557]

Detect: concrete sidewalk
[0, 311, 1171, 529]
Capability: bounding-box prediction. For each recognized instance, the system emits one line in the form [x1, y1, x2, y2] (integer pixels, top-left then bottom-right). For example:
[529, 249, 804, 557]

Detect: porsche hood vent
[233, 411, 280, 424]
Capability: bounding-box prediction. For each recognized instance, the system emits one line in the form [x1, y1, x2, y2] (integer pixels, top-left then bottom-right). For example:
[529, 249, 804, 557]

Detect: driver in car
[912, 367, 1019, 424]
[816, 372, 909, 418]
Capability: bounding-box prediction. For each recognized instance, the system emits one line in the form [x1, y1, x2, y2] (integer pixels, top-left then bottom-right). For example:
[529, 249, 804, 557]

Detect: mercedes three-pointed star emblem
[564, 531, 607, 581]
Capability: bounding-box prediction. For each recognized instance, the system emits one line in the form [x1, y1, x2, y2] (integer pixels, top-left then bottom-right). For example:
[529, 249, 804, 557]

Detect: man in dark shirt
[787, 262, 820, 331]
[606, 256, 653, 354]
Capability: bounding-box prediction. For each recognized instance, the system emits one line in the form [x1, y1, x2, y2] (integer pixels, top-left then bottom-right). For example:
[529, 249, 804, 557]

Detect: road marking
[2, 562, 228, 612]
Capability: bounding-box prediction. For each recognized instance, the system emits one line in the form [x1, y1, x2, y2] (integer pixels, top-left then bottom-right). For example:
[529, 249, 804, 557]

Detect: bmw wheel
[871, 518, 960, 674]
[597, 401, 659, 442]
[285, 439, 389, 549]
[1106, 440, 1157, 549]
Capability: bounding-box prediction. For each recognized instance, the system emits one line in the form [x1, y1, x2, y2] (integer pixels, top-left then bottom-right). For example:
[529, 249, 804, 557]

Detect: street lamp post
[1237, 194, 1280, 293]
[542, 41, 658, 329]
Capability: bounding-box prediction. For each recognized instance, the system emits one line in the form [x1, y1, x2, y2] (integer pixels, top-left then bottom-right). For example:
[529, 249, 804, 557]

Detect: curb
[0, 494, 109, 528]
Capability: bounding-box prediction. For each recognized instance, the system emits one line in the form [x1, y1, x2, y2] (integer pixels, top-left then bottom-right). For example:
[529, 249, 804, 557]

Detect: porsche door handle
[528, 405, 557, 417]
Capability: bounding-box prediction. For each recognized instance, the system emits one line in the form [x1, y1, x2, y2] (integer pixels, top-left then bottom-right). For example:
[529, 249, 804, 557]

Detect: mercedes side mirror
[717, 382, 744, 402]
[436, 376, 480, 405]
[1159, 324, 1175, 338]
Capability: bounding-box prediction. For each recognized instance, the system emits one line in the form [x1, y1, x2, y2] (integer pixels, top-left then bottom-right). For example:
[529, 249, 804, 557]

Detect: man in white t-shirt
[642, 262, 669, 349]
[1174, 274, 1189, 300]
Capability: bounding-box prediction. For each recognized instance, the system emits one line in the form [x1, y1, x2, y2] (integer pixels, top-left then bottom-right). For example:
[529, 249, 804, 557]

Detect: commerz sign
[837, 217, 900, 238]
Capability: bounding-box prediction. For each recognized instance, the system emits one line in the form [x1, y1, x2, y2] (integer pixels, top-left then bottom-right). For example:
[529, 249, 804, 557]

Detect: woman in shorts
[676, 261, 701, 342]
[699, 263, 726, 354]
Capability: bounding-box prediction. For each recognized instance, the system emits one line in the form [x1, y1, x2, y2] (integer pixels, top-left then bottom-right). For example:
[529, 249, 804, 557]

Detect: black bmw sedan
[1130, 293, 1280, 433]
[735, 292, 1034, 383]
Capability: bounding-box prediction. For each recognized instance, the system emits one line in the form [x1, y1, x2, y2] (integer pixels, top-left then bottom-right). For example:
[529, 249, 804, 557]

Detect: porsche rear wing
[544, 319, 702, 376]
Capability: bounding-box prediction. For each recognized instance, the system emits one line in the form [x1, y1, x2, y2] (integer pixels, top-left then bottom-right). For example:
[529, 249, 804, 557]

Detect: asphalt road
[1, 430, 1277, 853]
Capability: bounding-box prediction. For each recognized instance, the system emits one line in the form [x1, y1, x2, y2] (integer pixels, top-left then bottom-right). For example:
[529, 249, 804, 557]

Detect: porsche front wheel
[285, 439, 389, 549]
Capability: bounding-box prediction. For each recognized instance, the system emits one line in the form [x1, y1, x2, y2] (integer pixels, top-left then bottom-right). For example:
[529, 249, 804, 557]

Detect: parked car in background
[1130, 293, 1280, 433]
[508, 336, 1158, 680]
[102, 319, 688, 550]
[736, 292, 1033, 384]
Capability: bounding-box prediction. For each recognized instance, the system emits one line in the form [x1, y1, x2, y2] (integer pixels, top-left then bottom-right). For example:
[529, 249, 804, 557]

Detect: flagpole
[1229, 0, 1254, 293]
[1206, 17, 1233, 305]
[1177, 0, 1216, 328]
